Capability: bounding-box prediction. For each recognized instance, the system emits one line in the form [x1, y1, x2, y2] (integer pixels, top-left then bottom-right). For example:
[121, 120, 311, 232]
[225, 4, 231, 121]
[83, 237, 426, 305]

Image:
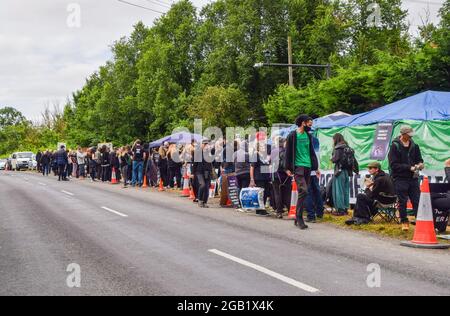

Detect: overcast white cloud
[0, 0, 444, 120]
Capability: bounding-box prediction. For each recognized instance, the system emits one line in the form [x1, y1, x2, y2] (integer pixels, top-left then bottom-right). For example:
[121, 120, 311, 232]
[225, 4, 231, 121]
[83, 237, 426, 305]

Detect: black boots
[295, 210, 308, 230]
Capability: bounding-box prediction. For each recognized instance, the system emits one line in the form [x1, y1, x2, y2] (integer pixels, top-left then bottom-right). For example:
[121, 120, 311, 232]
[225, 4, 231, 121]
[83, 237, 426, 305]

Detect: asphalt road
[0, 171, 449, 296]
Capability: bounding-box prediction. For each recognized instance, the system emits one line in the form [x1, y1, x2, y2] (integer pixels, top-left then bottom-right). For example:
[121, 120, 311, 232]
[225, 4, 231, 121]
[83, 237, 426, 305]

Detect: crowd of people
[31, 114, 449, 232]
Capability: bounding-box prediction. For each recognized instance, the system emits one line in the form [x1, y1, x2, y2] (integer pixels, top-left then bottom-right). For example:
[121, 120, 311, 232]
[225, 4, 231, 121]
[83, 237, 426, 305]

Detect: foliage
[2, 0, 450, 155]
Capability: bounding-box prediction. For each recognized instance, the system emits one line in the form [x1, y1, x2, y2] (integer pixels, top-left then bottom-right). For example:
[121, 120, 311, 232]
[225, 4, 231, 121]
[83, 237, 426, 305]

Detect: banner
[227, 174, 241, 208]
[317, 120, 450, 172]
[319, 169, 448, 204]
[370, 123, 393, 160]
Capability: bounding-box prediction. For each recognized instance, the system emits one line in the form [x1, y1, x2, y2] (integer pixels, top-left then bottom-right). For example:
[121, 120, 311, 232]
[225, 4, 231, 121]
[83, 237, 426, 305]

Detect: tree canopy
[1, 0, 449, 155]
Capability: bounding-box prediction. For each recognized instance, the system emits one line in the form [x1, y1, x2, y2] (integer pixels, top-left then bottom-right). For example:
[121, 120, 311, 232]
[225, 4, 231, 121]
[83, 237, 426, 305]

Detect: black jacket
[40, 154, 50, 165]
[284, 130, 318, 172]
[192, 147, 213, 175]
[365, 171, 396, 204]
[388, 137, 423, 180]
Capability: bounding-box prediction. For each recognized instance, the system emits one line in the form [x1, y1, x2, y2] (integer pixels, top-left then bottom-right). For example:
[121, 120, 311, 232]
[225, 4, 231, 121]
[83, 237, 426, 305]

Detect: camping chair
[371, 194, 400, 224]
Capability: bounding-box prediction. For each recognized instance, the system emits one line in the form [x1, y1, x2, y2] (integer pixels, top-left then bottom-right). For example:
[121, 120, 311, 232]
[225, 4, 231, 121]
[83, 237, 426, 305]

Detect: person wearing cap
[285, 115, 319, 230]
[346, 162, 396, 225]
[388, 125, 424, 231]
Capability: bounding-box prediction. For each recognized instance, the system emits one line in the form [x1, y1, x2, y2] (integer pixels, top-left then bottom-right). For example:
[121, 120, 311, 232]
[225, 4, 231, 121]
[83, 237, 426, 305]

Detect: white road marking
[208, 249, 320, 293]
[61, 190, 74, 196]
[38, 182, 47, 186]
[101, 206, 128, 218]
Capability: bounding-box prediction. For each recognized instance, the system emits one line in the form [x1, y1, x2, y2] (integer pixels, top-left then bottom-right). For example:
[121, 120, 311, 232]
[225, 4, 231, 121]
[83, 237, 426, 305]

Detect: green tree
[188, 85, 250, 130]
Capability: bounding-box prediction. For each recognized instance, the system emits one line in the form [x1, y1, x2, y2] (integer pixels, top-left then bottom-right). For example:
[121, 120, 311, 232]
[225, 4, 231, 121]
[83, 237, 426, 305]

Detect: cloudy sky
[0, 0, 445, 120]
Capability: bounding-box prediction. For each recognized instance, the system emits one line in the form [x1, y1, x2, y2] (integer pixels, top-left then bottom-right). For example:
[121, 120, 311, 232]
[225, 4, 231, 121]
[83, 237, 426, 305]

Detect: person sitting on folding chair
[346, 162, 396, 225]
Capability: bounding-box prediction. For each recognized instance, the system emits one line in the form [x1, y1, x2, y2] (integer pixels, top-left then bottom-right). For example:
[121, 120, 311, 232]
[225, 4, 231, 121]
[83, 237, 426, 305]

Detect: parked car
[11, 152, 34, 171]
[0, 159, 6, 170]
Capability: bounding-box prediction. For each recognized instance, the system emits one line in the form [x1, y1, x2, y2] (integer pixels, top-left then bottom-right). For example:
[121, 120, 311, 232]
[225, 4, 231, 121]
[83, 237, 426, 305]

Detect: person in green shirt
[285, 115, 319, 230]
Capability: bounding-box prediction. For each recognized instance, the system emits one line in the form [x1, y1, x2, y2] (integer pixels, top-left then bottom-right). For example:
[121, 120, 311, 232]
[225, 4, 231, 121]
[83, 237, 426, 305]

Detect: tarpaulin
[318, 91, 450, 128]
[316, 120, 450, 171]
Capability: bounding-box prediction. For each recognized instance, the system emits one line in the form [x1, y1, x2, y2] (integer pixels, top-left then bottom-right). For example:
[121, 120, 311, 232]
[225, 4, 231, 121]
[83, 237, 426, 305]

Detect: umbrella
[149, 132, 205, 148]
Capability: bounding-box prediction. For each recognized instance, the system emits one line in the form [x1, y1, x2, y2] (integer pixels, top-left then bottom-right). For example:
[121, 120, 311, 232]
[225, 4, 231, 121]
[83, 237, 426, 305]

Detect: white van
[11, 152, 34, 171]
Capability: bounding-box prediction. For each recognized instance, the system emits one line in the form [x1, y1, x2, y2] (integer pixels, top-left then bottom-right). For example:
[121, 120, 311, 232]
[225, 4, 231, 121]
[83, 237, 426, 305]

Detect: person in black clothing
[110, 148, 120, 182]
[250, 140, 272, 216]
[100, 145, 111, 182]
[271, 138, 291, 219]
[55, 145, 68, 181]
[120, 146, 131, 187]
[168, 143, 182, 189]
[346, 162, 396, 225]
[36, 151, 42, 172]
[388, 125, 424, 231]
[40, 150, 50, 176]
[158, 142, 170, 188]
[193, 140, 213, 208]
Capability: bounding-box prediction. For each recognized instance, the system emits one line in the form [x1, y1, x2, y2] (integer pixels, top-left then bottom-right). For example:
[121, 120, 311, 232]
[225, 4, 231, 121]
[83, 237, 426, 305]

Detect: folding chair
[371, 195, 400, 224]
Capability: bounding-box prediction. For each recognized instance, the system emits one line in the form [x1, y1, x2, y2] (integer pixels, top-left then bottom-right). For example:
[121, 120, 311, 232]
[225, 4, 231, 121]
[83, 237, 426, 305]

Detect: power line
[144, 0, 171, 9]
[117, 0, 165, 14]
[150, 0, 174, 8]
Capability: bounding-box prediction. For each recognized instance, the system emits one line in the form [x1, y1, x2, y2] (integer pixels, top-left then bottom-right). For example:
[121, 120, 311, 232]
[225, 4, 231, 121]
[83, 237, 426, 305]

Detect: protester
[76, 147, 86, 179]
[158, 142, 169, 188]
[110, 148, 121, 182]
[55, 145, 68, 181]
[66, 149, 73, 179]
[99, 145, 110, 182]
[88, 148, 97, 182]
[168, 143, 182, 189]
[388, 125, 424, 231]
[40, 150, 50, 176]
[69, 150, 77, 178]
[250, 134, 272, 216]
[331, 133, 355, 216]
[120, 146, 131, 188]
[150, 147, 160, 187]
[271, 138, 290, 219]
[132, 140, 145, 187]
[234, 139, 251, 201]
[193, 140, 213, 208]
[305, 135, 324, 222]
[36, 150, 42, 173]
[285, 115, 319, 230]
[346, 162, 396, 225]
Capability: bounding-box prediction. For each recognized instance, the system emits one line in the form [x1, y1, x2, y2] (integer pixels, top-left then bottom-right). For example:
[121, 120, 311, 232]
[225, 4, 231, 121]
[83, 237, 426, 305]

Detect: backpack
[340, 146, 359, 174]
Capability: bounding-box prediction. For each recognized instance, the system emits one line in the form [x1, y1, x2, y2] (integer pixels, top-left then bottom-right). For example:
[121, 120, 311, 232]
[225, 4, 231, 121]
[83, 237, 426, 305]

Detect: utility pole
[288, 36, 294, 87]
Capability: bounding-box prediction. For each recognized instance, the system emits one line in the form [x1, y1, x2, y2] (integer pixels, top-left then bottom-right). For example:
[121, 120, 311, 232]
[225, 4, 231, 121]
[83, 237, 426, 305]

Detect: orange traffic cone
[158, 179, 165, 192]
[288, 178, 298, 219]
[142, 174, 148, 188]
[401, 176, 449, 249]
[181, 175, 190, 197]
[111, 167, 118, 184]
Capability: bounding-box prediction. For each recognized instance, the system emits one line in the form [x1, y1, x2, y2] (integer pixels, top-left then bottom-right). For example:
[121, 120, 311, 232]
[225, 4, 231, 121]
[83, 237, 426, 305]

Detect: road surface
[0, 171, 449, 296]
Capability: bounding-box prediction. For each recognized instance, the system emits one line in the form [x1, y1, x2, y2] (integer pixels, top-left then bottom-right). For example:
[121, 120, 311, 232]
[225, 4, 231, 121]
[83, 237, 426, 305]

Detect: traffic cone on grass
[401, 176, 449, 249]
